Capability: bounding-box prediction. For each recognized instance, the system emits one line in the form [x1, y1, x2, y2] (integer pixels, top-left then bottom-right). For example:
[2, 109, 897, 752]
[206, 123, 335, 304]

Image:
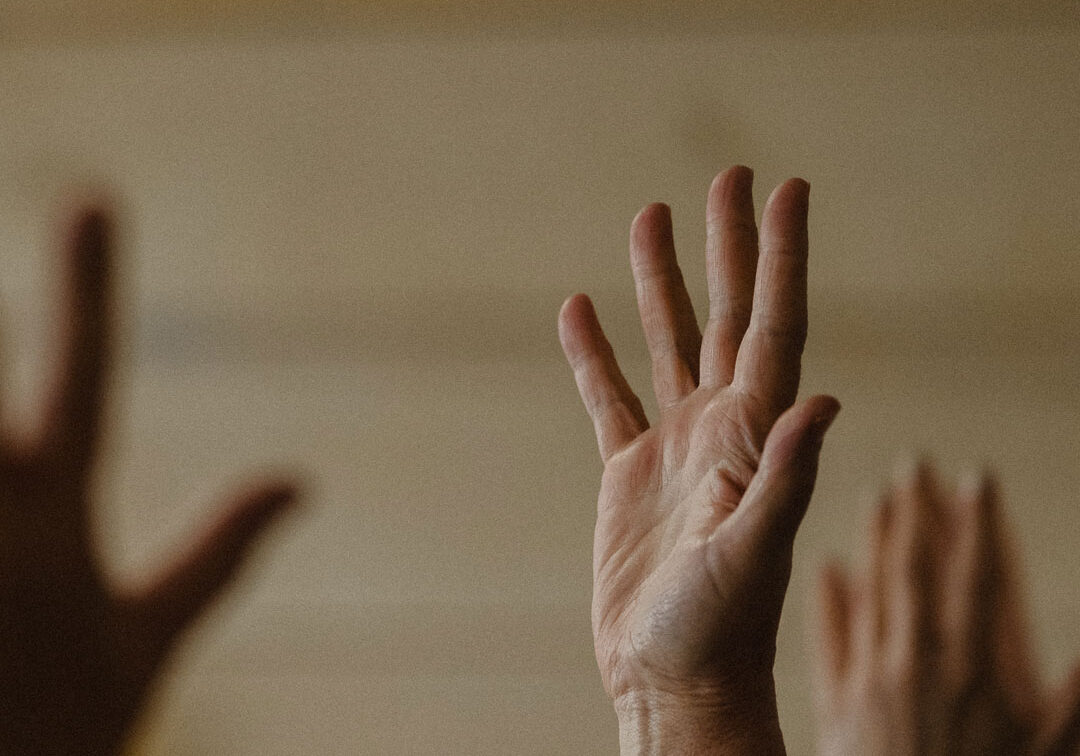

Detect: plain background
[1, 2, 1079, 753]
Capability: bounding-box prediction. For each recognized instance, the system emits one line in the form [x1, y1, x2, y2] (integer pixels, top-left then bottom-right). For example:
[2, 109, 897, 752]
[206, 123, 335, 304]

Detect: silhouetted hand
[0, 207, 299, 755]
[560, 166, 839, 754]
[814, 462, 1080, 756]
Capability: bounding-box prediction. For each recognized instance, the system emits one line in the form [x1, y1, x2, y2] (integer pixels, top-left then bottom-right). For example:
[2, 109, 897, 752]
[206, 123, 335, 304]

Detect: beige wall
[1, 4, 1079, 753]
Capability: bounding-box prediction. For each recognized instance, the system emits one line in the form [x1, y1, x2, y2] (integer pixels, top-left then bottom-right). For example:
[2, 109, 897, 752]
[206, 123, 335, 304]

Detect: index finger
[732, 178, 809, 417]
[39, 206, 113, 474]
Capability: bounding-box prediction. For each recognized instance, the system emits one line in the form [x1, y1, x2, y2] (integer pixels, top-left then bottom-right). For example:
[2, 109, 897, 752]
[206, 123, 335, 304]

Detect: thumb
[726, 395, 840, 550]
[121, 477, 301, 663]
[1035, 659, 1080, 756]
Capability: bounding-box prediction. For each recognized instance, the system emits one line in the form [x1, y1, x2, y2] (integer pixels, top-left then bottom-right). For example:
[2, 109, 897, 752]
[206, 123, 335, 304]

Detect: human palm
[561, 167, 839, 750]
[0, 208, 298, 755]
[593, 387, 796, 699]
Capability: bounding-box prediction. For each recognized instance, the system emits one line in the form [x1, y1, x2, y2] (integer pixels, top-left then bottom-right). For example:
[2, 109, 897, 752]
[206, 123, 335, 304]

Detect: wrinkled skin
[814, 462, 1080, 756]
[0, 208, 298, 755]
[560, 166, 839, 753]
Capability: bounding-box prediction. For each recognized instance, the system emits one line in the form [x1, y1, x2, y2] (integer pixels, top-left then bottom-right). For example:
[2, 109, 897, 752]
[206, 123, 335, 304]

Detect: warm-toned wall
[1, 4, 1079, 753]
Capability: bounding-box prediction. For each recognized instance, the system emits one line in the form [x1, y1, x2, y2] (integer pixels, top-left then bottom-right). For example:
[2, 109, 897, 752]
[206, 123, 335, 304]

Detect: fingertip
[978, 467, 1001, 502]
[63, 190, 119, 251]
[765, 177, 810, 214]
[559, 292, 594, 326]
[557, 293, 598, 357]
[232, 475, 307, 529]
[270, 478, 303, 505]
[956, 466, 982, 502]
[75, 206, 111, 240]
[708, 164, 754, 201]
[64, 203, 114, 290]
[264, 477, 305, 510]
[633, 201, 671, 227]
[629, 202, 674, 262]
[729, 164, 754, 182]
[784, 176, 811, 201]
[706, 165, 756, 233]
[807, 394, 841, 436]
[892, 452, 935, 491]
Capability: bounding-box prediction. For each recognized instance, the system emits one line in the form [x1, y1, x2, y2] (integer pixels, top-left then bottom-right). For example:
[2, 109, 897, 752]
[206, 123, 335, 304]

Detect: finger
[559, 294, 648, 462]
[629, 203, 702, 409]
[722, 394, 840, 549]
[815, 561, 853, 693]
[867, 494, 893, 651]
[123, 478, 300, 657]
[732, 179, 809, 418]
[1035, 661, 1080, 756]
[39, 206, 113, 475]
[885, 459, 943, 670]
[0, 321, 6, 435]
[945, 471, 1002, 674]
[700, 165, 758, 387]
[985, 481, 1043, 721]
[0, 323, 8, 461]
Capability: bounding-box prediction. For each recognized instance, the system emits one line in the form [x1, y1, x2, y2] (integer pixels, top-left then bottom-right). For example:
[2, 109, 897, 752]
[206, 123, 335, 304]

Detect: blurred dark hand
[560, 166, 838, 755]
[814, 462, 1080, 756]
[0, 207, 299, 755]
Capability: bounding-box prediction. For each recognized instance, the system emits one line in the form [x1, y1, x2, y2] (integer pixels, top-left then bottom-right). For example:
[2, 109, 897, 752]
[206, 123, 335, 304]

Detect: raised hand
[814, 462, 1080, 756]
[559, 166, 839, 754]
[0, 207, 299, 755]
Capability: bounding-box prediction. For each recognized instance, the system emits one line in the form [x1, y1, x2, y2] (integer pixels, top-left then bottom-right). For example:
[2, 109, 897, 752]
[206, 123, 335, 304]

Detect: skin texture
[0, 207, 299, 755]
[559, 166, 839, 755]
[814, 461, 1080, 756]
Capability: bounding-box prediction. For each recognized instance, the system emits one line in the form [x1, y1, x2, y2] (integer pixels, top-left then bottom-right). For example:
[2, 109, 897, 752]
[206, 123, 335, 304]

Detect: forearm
[614, 680, 786, 756]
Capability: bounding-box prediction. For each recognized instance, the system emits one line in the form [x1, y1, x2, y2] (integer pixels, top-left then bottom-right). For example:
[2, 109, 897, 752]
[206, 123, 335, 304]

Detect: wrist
[614, 679, 785, 756]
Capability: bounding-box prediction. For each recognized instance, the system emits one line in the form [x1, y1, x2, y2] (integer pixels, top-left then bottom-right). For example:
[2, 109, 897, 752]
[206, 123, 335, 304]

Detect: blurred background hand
[560, 166, 839, 754]
[0, 207, 299, 755]
[814, 462, 1080, 756]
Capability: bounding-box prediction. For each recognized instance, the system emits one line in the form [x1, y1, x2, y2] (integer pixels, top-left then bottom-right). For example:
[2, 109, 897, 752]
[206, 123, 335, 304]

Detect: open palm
[560, 167, 839, 744]
[0, 208, 298, 755]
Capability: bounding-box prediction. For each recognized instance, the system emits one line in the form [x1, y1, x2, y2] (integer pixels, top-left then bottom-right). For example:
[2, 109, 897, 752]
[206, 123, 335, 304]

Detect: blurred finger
[988, 485, 1043, 722]
[1036, 661, 1080, 756]
[868, 494, 893, 650]
[946, 471, 1002, 674]
[125, 478, 300, 658]
[700, 166, 757, 387]
[886, 459, 943, 669]
[629, 203, 702, 410]
[732, 179, 809, 418]
[815, 561, 854, 692]
[559, 294, 648, 462]
[0, 322, 6, 437]
[39, 207, 113, 475]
